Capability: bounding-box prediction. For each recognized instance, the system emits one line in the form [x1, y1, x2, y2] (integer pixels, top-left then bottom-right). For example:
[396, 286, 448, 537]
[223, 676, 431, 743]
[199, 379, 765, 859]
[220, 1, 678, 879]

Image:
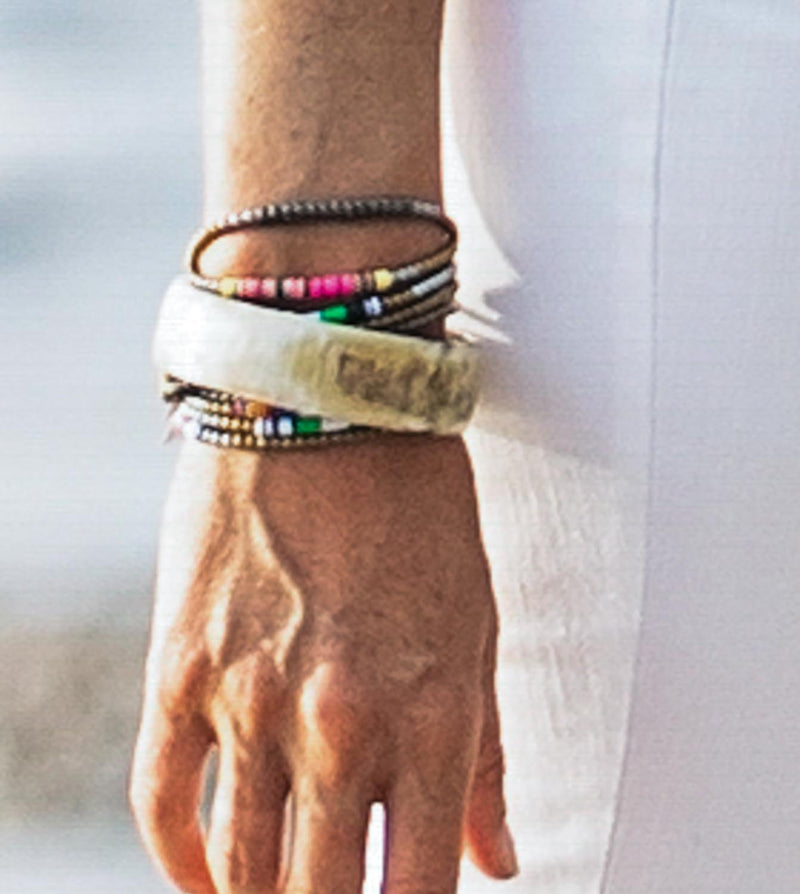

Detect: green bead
[295, 417, 322, 435]
[320, 304, 348, 323]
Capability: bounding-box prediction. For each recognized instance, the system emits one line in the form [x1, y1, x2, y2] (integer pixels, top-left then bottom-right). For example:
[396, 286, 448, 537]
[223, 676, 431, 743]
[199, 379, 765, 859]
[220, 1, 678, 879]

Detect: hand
[130, 435, 518, 893]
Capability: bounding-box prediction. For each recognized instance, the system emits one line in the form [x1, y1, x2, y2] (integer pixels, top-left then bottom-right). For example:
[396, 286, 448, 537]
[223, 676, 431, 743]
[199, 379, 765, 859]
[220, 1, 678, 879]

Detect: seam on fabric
[599, 0, 679, 889]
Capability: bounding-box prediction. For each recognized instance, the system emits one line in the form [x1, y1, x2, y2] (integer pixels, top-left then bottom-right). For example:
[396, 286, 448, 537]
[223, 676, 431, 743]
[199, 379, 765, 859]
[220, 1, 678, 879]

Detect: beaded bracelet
[159, 194, 472, 451]
[186, 195, 458, 305]
[163, 378, 410, 450]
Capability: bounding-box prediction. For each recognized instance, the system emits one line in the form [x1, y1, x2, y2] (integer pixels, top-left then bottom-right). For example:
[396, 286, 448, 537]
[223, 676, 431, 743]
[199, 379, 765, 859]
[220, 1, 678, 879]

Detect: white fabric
[442, 2, 800, 892]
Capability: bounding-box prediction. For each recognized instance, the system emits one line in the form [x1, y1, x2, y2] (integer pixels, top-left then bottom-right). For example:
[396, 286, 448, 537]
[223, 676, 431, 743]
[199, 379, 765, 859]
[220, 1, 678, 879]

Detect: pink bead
[339, 273, 358, 297]
[282, 276, 306, 299]
[260, 278, 277, 299]
[322, 274, 341, 297]
[240, 278, 261, 299]
[308, 276, 325, 299]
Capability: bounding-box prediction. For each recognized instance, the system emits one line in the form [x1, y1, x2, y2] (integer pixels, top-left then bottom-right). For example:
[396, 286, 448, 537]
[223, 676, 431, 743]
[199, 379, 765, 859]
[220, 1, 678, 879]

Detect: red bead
[240, 278, 261, 299]
[282, 276, 306, 299]
[308, 276, 325, 299]
[322, 274, 341, 297]
[339, 273, 358, 297]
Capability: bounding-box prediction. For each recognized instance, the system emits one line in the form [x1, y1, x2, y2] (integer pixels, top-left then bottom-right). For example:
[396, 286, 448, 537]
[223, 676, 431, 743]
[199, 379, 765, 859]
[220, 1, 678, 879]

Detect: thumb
[464, 636, 519, 879]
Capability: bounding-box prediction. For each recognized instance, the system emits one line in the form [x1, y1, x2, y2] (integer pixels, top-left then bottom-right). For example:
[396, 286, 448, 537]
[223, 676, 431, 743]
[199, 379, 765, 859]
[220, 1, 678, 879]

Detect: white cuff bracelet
[153, 277, 480, 434]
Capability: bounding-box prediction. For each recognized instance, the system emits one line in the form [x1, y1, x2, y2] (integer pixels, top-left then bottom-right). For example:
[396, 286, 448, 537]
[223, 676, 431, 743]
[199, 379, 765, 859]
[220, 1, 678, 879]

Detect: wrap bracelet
[186, 195, 458, 302]
[158, 194, 475, 451]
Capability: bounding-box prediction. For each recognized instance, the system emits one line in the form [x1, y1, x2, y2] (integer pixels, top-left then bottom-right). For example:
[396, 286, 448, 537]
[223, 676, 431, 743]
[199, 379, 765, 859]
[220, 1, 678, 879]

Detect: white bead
[263, 417, 275, 437]
[277, 416, 294, 437]
[253, 417, 264, 438]
[321, 418, 350, 433]
[364, 296, 383, 318]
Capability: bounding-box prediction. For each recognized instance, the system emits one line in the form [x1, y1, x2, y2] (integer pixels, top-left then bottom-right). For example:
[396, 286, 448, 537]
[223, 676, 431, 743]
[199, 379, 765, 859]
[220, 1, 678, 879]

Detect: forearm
[199, 0, 447, 278]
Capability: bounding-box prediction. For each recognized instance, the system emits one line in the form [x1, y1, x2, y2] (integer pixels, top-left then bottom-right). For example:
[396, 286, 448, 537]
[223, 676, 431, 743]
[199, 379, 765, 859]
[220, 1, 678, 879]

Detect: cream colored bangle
[153, 277, 480, 435]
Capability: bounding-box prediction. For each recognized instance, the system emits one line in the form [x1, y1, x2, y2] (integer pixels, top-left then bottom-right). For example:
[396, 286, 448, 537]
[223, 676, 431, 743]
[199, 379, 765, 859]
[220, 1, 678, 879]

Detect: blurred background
[1, 1, 199, 888]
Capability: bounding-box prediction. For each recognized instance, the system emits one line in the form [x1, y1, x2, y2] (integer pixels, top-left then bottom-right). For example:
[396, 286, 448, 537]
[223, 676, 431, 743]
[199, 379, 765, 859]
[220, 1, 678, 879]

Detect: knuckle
[216, 651, 283, 739]
[298, 662, 376, 781]
[149, 637, 210, 714]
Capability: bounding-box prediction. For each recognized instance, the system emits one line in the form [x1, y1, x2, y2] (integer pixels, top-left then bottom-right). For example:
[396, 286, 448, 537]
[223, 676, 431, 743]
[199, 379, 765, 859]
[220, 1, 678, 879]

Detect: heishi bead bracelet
[192, 242, 456, 309]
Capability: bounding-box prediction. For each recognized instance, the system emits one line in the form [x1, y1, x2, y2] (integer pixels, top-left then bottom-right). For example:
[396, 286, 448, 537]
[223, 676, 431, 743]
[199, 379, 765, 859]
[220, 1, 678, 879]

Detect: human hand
[130, 435, 518, 893]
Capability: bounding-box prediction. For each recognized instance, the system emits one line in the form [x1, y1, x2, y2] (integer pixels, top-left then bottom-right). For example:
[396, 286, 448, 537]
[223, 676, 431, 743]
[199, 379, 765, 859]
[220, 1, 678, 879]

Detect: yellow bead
[373, 268, 393, 292]
[232, 433, 242, 447]
[245, 435, 254, 448]
[219, 278, 238, 297]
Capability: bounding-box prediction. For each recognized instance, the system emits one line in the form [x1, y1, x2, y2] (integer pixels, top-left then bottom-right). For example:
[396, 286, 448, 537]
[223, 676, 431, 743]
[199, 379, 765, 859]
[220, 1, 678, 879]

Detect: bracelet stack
[155, 194, 479, 450]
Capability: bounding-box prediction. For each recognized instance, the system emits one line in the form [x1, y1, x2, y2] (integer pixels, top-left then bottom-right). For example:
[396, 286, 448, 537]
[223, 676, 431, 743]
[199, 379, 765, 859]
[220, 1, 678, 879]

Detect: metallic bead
[247, 401, 269, 417]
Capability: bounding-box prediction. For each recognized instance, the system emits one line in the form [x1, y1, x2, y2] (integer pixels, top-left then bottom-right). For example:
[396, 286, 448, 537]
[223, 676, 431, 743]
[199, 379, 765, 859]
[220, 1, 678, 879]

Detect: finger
[205, 737, 289, 894]
[130, 706, 216, 894]
[281, 662, 377, 893]
[383, 685, 481, 894]
[464, 681, 518, 879]
[281, 775, 371, 894]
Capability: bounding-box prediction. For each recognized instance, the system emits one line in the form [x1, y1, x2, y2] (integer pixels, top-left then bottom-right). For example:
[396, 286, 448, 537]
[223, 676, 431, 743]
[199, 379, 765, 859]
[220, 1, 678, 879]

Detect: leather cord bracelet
[185, 195, 458, 304]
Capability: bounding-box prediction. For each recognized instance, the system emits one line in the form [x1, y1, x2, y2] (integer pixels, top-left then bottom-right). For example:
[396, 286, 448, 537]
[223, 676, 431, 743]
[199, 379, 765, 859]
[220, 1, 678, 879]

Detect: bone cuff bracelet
[153, 277, 480, 434]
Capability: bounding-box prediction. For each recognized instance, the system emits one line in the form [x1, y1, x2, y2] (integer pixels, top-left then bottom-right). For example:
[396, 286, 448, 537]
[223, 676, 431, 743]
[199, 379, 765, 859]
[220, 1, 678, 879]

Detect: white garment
[442, 2, 800, 892]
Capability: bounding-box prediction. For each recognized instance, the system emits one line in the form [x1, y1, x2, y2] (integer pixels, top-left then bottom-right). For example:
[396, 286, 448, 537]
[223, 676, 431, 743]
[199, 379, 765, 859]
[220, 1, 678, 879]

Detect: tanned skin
[129, 3, 518, 892]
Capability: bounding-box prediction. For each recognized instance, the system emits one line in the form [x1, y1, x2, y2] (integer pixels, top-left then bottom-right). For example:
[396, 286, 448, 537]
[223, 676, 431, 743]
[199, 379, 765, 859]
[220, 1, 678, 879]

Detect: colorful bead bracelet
[191, 242, 457, 309]
[316, 265, 457, 329]
[163, 378, 364, 447]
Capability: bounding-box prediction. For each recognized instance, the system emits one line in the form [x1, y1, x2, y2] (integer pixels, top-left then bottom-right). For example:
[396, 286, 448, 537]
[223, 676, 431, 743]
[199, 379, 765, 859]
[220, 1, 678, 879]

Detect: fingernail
[497, 821, 520, 878]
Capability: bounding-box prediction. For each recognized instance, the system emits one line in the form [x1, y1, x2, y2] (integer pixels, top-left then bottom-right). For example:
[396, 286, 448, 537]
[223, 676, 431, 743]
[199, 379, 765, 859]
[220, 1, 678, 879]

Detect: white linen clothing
[442, 2, 800, 892]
